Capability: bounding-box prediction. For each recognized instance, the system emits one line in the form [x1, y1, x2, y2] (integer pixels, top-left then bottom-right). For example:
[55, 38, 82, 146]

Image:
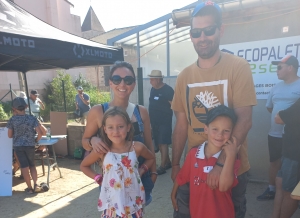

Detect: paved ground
[1, 152, 300, 218]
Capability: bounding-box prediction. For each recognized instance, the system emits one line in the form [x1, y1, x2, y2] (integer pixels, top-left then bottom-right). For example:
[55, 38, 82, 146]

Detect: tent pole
[9, 84, 13, 102]
[23, 72, 31, 114]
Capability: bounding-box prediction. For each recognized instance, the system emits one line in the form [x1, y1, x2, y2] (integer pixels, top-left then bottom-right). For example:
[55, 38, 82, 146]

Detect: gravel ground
[1, 151, 300, 218]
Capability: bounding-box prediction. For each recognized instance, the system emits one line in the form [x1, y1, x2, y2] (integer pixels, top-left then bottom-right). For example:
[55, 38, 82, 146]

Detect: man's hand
[207, 165, 222, 189]
[91, 136, 110, 153]
[275, 112, 284, 124]
[171, 192, 178, 212]
[171, 165, 181, 182]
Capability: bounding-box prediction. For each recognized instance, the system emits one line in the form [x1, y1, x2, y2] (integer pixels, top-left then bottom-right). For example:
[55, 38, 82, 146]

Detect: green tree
[73, 73, 94, 91]
[0, 104, 8, 121]
[47, 70, 77, 112]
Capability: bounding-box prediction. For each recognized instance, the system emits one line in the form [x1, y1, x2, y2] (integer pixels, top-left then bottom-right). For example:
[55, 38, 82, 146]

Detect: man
[257, 55, 300, 201]
[148, 70, 174, 175]
[75, 86, 90, 125]
[26, 90, 45, 119]
[171, 1, 257, 218]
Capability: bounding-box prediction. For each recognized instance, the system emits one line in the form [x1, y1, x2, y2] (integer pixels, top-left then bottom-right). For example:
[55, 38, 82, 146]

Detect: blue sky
[69, 0, 195, 31]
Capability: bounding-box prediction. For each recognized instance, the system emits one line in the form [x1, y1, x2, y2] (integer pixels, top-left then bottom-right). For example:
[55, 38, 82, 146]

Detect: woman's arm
[138, 105, 157, 181]
[134, 141, 155, 177]
[219, 137, 238, 192]
[80, 149, 103, 180]
[82, 105, 110, 153]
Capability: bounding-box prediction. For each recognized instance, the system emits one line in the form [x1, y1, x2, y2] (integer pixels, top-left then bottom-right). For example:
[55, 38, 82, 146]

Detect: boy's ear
[204, 124, 208, 134]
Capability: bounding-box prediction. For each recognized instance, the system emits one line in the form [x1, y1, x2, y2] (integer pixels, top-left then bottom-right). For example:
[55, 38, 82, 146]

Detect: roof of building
[81, 6, 105, 32]
[91, 26, 136, 45]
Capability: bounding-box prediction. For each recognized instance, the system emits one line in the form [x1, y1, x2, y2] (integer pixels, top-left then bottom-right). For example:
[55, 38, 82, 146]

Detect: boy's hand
[171, 191, 178, 211]
[222, 136, 239, 156]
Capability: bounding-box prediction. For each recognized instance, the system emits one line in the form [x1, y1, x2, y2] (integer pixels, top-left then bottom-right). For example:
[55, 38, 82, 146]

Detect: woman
[82, 61, 157, 205]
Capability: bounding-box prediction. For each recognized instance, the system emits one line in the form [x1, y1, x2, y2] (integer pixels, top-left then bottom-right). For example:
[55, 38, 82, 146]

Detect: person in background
[7, 97, 43, 194]
[26, 90, 45, 120]
[170, 1, 257, 217]
[19, 91, 27, 101]
[75, 86, 91, 125]
[257, 55, 300, 201]
[148, 70, 174, 175]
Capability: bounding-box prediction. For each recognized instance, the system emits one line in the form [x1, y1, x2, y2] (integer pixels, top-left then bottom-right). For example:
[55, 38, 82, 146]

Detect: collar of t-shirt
[195, 141, 222, 159]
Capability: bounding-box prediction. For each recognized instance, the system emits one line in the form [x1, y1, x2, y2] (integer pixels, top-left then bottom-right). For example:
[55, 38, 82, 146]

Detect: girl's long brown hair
[100, 106, 134, 147]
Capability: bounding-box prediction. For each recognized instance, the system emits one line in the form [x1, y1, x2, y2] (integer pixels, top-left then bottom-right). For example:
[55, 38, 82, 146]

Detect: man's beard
[193, 38, 220, 59]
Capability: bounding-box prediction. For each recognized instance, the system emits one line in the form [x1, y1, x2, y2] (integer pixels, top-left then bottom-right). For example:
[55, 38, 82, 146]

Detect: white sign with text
[221, 35, 300, 99]
[0, 127, 12, 196]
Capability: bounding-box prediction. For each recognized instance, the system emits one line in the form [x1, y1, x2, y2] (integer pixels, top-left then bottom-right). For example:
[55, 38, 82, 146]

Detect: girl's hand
[91, 136, 110, 153]
[222, 136, 238, 157]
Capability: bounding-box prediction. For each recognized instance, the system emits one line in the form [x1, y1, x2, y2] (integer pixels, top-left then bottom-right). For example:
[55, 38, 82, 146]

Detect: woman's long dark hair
[109, 61, 136, 79]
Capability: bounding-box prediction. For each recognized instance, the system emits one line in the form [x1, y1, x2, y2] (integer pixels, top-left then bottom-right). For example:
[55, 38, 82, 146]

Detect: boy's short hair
[12, 97, 27, 111]
[206, 105, 237, 125]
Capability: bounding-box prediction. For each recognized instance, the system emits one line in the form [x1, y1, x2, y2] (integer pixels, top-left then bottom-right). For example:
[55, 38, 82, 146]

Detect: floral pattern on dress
[98, 142, 145, 218]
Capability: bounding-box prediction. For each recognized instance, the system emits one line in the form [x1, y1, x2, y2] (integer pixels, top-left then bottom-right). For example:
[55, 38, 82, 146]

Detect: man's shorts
[277, 157, 300, 192]
[268, 135, 282, 162]
[152, 124, 172, 147]
[14, 146, 35, 168]
[81, 111, 89, 125]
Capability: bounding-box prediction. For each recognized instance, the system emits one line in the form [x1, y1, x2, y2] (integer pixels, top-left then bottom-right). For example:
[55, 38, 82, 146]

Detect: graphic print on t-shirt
[186, 80, 228, 133]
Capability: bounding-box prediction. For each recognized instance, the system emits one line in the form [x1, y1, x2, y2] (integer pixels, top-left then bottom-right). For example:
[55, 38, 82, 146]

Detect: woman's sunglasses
[190, 25, 218, 38]
[110, 75, 135, 85]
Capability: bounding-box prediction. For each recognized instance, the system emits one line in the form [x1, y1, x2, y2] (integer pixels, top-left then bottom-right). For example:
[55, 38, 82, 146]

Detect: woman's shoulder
[135, 105, 149, 117]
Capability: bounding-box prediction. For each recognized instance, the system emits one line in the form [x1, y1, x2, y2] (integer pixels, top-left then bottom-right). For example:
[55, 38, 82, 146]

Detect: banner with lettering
[220, 36, 300, 99]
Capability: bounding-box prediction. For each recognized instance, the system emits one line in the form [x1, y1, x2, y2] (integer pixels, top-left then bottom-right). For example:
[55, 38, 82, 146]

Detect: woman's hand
[151, 173, 157, 183]
[91, 136, 110, 154]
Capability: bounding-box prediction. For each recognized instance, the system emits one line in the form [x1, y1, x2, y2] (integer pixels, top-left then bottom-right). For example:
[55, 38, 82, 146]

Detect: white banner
[221, 36, 300, 99]
[0, 127, 12, 196]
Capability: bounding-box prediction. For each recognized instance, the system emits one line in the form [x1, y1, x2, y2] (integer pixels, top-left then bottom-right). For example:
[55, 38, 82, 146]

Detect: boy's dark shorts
[14, 146, 35, 168]
[268, 135, 282, 162]
[277, 157, 300, 192]
[152, 124, 172, 147]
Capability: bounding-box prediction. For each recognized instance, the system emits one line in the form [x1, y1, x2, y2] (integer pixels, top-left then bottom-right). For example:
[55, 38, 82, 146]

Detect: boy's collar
[195, 141, 222, 159]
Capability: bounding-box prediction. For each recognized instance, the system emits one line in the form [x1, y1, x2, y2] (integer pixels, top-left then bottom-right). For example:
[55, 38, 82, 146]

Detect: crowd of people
[6, 1, 299, 218]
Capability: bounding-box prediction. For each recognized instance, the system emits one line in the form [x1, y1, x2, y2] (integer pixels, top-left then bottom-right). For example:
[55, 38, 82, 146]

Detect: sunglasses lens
[191, 29, 201, 38]
[123, 76, 135, 85]
[203, 26, 217, 36]
[111, 75, 122, 85]
[277, 66, 282, 70]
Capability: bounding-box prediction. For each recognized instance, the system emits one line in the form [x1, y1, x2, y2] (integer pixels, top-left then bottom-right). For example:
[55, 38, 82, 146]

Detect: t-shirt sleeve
[232, 62, 257, 108]
[266, 88, 274, 109]
[171, 74, 185, 112]
[167, 86, 174, 102]
[176, 148, 194, 185]
[85, 94, 90, 100]
[6, 118, 12, 129]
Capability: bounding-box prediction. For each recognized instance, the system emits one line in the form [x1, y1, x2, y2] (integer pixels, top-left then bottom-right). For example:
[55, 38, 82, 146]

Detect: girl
[81, 107, 155, 218]
[82, 61, 157, 205]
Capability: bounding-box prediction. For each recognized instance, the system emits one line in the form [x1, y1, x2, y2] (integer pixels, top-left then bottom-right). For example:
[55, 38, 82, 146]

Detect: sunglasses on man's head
[190, 25, 218, 38]
[110, 75, 135, 85]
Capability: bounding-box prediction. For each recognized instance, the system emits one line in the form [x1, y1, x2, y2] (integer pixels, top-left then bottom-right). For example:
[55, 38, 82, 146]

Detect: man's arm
[80, 94, 90, 105]
[207, 106, 253, 189]
[37, 98, 45, 110]
[171, 110, 188, 181]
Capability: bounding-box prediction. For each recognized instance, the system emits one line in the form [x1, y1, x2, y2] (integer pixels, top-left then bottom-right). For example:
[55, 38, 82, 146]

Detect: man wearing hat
[171, 1, 257, 217]
[75, 86, 90, 125]
[257, 55, 300, 204]
[148, 70, 174, 175]
[27, 90, 45, 119]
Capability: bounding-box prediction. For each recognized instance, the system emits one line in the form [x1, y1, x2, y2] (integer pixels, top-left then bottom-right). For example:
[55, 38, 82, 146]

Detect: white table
[38, 135, 67, 187]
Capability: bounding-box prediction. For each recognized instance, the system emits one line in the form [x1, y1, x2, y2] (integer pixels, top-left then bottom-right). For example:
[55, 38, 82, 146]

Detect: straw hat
[148, 70, 164, 78]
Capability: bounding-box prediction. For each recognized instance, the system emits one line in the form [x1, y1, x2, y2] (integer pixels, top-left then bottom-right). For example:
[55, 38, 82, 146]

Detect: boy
[171, 105, 239, 218]
[7, 97, 43, 193]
